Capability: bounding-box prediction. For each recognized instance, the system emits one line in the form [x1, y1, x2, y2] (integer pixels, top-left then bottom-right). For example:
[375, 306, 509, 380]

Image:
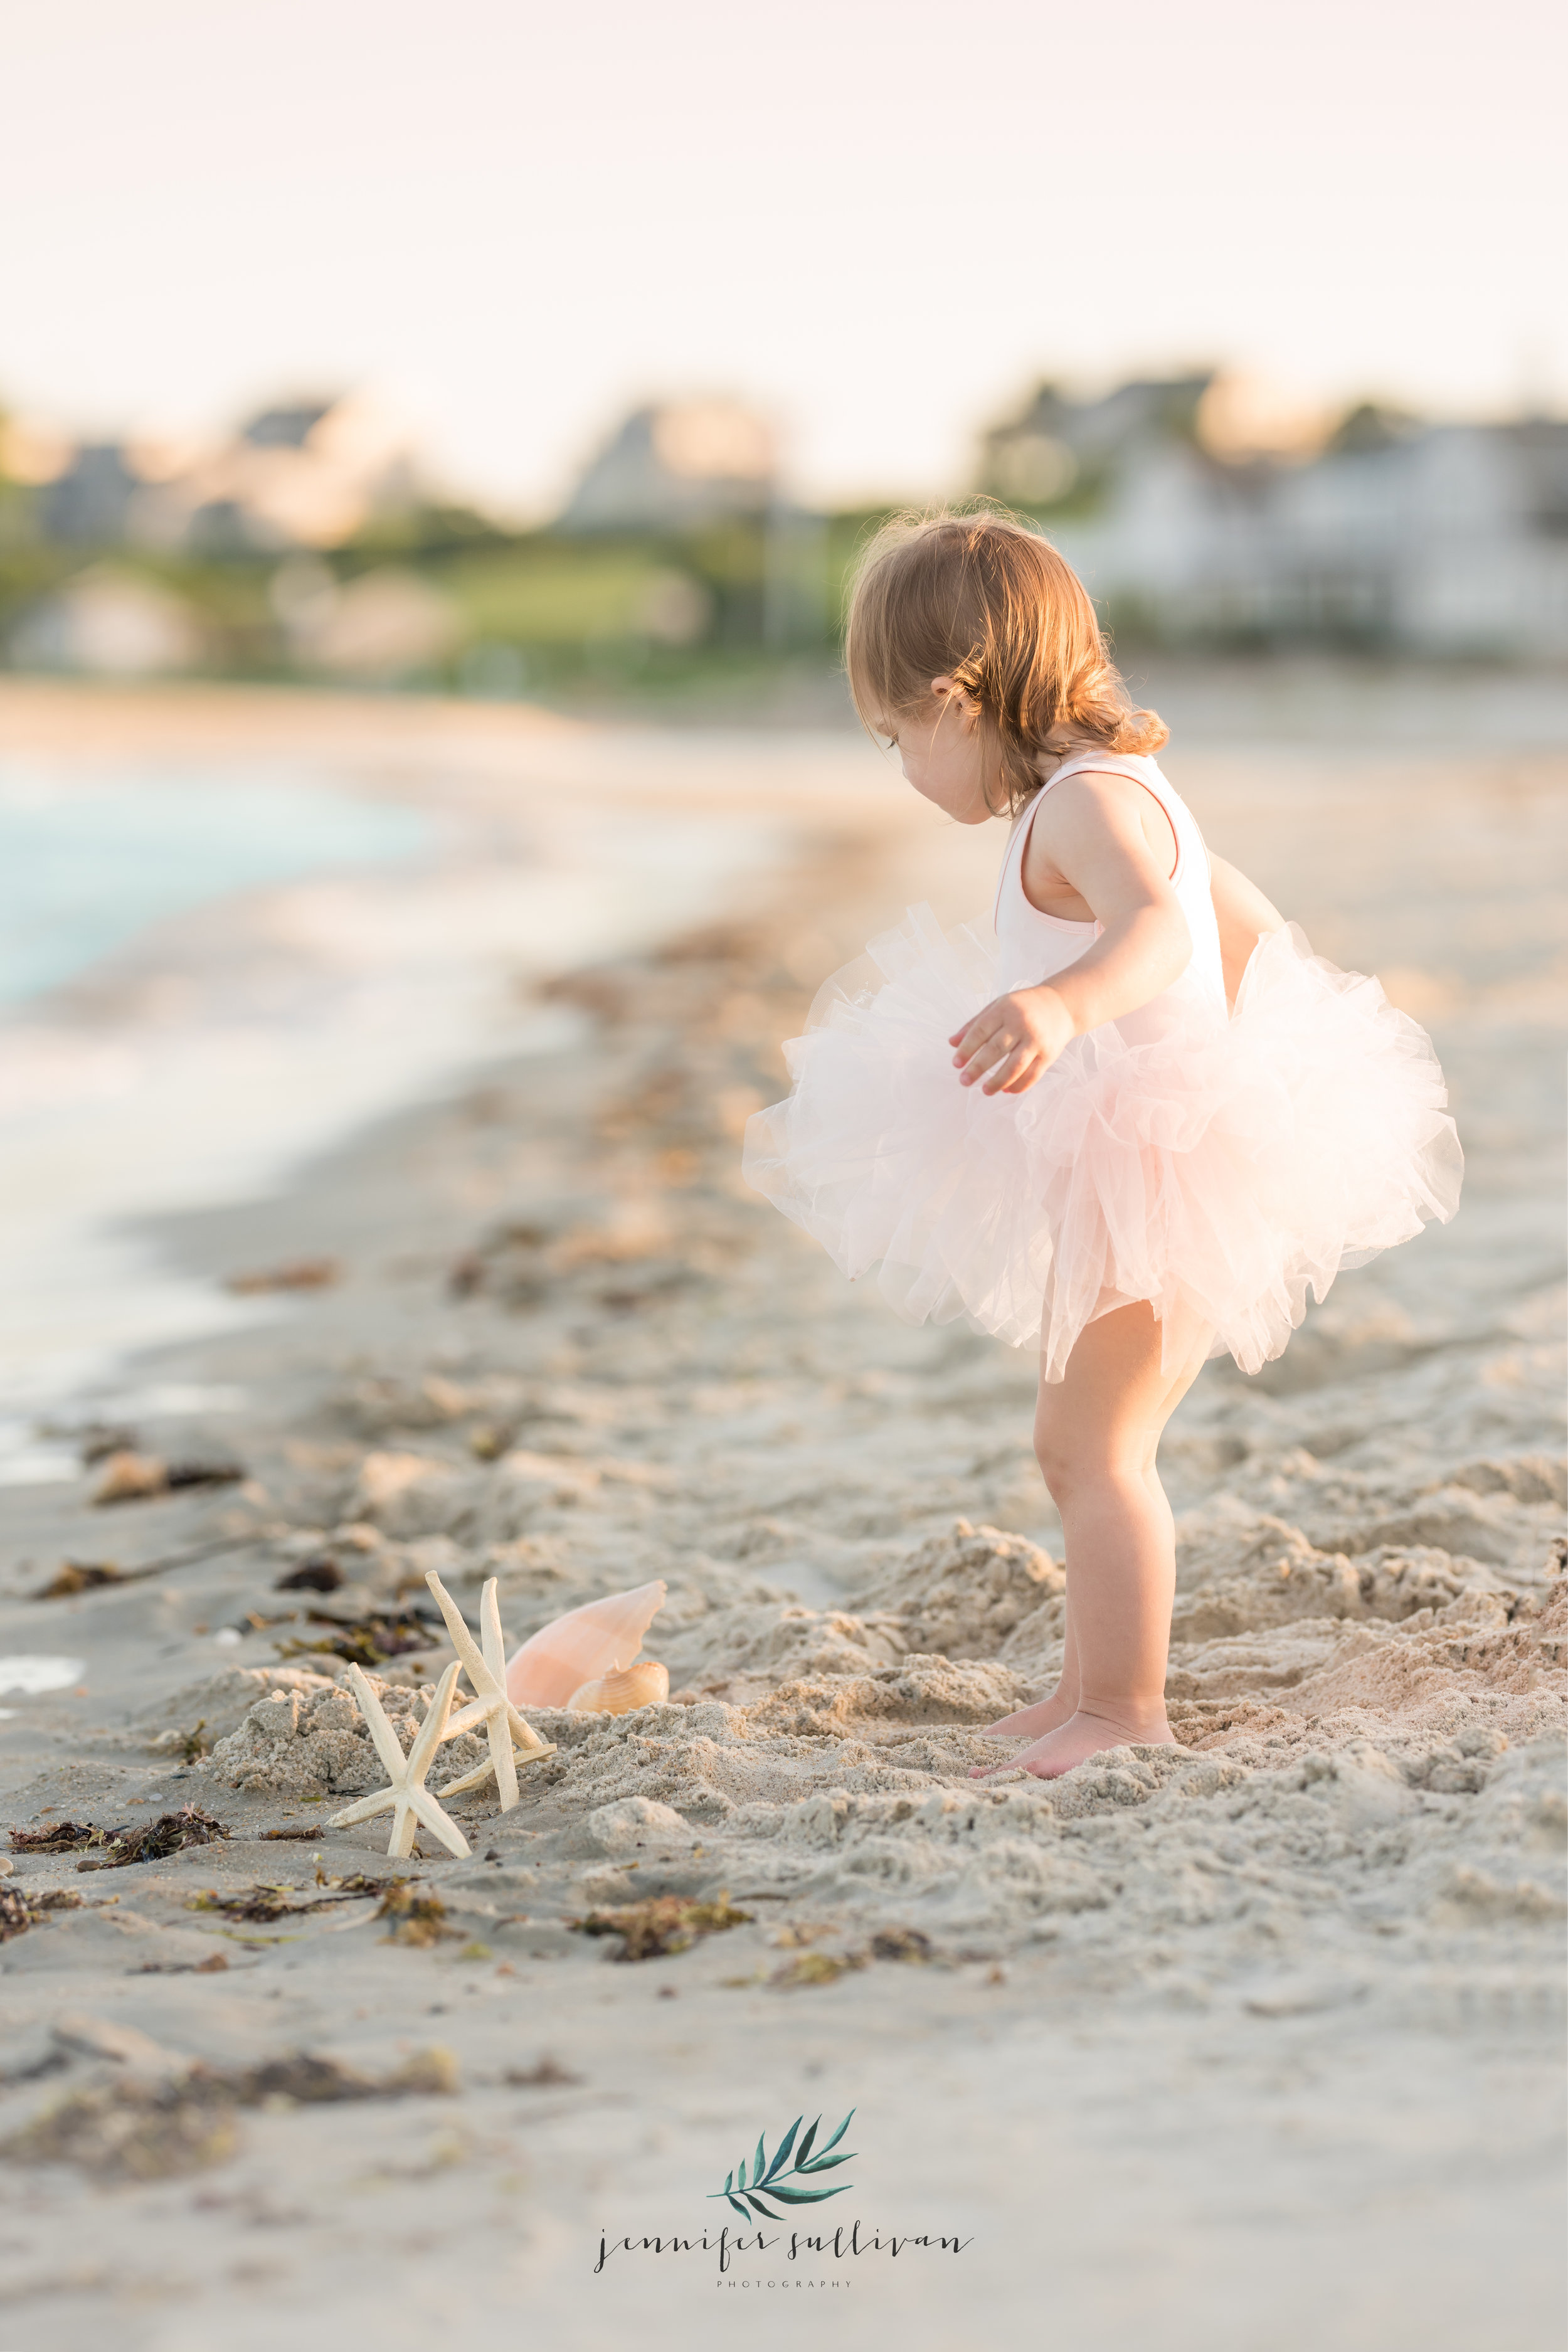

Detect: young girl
[744, 511, 1463, 1779]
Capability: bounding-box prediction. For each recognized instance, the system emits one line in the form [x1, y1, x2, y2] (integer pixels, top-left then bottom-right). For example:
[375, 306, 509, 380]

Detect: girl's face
[883, 680, 996, 825]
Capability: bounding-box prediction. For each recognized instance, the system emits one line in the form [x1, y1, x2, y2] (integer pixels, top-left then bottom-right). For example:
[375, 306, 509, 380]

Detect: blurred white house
[268, 556, 462, 679]
[987, 376, 1568, 657]
[9, 567, 204, 674]
[558, 400, 776, 534]
[34, 392, 421, 555]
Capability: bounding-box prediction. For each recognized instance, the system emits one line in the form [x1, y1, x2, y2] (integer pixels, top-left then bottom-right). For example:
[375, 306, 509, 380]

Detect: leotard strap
[993, 751, 1196, 930]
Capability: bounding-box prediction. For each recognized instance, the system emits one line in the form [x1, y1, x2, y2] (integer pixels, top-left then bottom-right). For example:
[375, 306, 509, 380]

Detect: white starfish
[327, 1660, 471, 1860]
[424, 1570, 554, 1809]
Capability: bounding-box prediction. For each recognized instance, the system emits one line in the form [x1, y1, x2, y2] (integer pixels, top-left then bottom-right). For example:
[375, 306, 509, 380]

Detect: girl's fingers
[960, 1034, 1015, 1086]
[982, 1046, 1034, 1094]
[953, 1028, 1002, 1074]
[951, 1016, 999, 1064]
[949, 999, 1012, 1053]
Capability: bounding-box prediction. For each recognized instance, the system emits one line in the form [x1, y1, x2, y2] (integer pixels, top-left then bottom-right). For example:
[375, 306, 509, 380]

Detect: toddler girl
[744, 512, 1461, 1778]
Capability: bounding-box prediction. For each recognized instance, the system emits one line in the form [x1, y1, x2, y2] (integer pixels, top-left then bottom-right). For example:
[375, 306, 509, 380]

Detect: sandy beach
[0, 682, 1562, 2349]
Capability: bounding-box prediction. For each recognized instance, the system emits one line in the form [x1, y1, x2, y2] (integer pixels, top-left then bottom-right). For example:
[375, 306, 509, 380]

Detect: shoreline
[0, 687, 915, 1425]
[0, 706, 1562, 2346]
[8, 652, 1568, 751]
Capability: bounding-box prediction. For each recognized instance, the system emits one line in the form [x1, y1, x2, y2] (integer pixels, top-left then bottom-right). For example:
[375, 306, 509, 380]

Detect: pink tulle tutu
[743, 906, 1463, 1382]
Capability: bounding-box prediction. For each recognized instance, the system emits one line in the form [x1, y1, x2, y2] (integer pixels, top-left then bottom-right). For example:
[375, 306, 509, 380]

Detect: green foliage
[707, 2108, 857, 2220]
[0, 503, 886, 695]
[437, 542, 670, 644]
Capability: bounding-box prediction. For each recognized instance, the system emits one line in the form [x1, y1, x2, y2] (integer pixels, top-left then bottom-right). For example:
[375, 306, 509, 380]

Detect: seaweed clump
[187, 1872, 394, 1925]
[80, 1805, 231, 1870]
[376, 1880, 457, 1947]
[32, 1561, 123, 1599]
[278, 1608, 442, 1668]
[0, 1885, 88, 1942]
[9, 1805, 231, 1871]
[571, 1893, 752, 1963]
[8, 1820, 121, 1855]
[0, 2050, 457, 2181]
[769, 1950, 867, 1988]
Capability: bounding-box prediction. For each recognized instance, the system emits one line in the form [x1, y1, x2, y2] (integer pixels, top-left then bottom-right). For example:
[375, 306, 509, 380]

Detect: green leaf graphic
[753, 2181, 852, 2206]
[763, 2116, 802, 2183]
[707, 2106, 857, 2212]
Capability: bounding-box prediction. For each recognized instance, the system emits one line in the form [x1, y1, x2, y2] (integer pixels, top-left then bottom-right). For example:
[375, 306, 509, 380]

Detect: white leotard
[992, 751, 1226, 1020]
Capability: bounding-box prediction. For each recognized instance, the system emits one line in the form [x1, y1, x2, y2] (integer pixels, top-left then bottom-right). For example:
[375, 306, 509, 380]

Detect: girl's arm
[1209, 855, 1284, 1007]
[950, 772, 1193, 1094]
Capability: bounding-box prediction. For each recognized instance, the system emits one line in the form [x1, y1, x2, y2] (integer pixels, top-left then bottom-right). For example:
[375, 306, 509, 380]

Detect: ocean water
[0, 767, 429, 1007]
[0, 763, 431, 1463]
[0, 744, 793, 1442]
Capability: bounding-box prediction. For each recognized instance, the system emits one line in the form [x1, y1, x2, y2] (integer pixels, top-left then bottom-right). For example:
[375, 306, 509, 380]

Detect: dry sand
[0, 687, 1563, 2349]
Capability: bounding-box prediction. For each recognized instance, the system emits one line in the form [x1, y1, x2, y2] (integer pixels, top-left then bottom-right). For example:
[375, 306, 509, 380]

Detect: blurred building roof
[558, 401, 777, 534]
[40, 445, 142, 545]
[240, 400, 337, 450]
[29, 393, 421, 554]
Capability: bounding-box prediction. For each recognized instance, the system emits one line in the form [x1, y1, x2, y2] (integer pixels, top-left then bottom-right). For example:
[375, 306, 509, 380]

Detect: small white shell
[565, 1659, 670, 1715]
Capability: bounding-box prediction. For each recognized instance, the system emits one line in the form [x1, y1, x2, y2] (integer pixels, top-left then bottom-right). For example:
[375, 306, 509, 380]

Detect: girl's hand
[948, 985, 1076, 1094]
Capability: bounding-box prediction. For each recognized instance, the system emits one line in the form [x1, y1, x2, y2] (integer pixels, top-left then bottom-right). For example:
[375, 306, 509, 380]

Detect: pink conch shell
[505, 1579, 668, 1708]
[566, 1660, 670, 1715]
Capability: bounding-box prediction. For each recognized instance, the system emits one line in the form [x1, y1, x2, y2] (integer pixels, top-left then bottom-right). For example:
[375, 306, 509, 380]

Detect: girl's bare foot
[972, 1706, 1176, 1781]
[967, 1684, 1077, 1776]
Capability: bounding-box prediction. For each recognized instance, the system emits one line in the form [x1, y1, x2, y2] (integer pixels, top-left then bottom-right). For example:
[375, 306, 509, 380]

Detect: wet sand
[0, 688, 1562, 2349]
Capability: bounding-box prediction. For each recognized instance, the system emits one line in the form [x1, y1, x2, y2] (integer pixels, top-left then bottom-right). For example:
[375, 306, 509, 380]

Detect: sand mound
[844, 1520, 1064, 1660]
[140, 1666, 337, 1750]
[348, 1451, 484, 1540]
[434, 1690, 1567, 1952]
[659, 1600, 909, 1694]
[203, 1673, 489, 1800]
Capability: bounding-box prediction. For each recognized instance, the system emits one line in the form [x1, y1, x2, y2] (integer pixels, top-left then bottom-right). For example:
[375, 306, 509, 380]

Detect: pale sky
[1, 0, 1561, 515]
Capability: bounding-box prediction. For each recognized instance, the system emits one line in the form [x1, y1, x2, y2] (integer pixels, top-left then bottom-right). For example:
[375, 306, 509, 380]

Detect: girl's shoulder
[1025, 750, 1177, 832]
[1019, 751, 1185, 895]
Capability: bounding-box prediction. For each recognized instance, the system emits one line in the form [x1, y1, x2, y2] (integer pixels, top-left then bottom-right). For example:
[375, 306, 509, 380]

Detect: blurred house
[9, 567, 204, 674]
[271, 557, 462, 680]
[982, 374, 1214, 507]
[29, 393, 421, 554]
[558, 400, 776, 533]
[39, 444, 144, 544]
[1260, 418, 1568, 656]
[989, 375, 1568, 656]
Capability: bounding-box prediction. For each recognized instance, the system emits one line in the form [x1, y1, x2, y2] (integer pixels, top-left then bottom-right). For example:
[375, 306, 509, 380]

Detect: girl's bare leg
[972, 1302, 1209, 1779]
[979, 1586, 1082, 1742]
[979, 1453, 1177, 1742]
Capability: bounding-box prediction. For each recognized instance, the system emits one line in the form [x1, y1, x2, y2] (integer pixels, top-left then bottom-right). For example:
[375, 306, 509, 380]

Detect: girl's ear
[930, 675, 977, 723]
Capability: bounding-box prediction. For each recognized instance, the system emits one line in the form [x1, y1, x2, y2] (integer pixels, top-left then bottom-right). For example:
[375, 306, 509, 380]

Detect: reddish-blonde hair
[845, 507, 1168, 813]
